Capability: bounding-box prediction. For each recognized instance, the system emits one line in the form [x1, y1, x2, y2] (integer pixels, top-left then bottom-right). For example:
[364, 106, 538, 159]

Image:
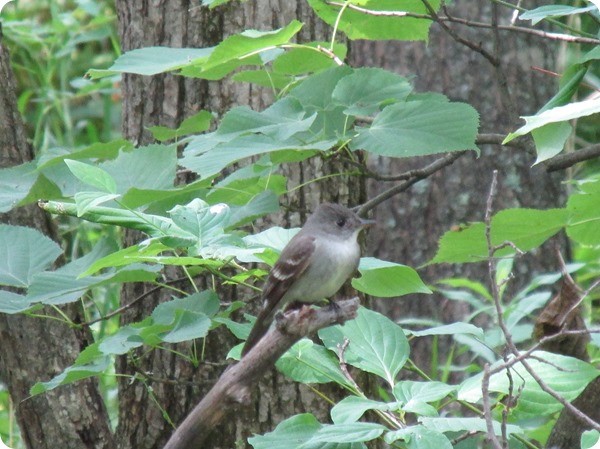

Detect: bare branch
[482, 364, 503, 449]
[163, 298, 360, 449]
[357, 151, 466, 215]
[325, 0, 600, 45]
[545, 144, 600, 172]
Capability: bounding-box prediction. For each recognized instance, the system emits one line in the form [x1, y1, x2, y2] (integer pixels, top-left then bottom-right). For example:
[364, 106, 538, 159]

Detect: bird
[242, 203, 374, 356]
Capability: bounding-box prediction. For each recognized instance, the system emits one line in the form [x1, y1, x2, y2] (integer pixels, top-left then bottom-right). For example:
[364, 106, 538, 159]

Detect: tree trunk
[113, 2, 361, 448]
[0, 29, 115, 449]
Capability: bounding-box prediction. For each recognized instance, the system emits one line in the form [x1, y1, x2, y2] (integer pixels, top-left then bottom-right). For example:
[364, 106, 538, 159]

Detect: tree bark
[113, 2, 361, 448]
[0, 29, 115, 449]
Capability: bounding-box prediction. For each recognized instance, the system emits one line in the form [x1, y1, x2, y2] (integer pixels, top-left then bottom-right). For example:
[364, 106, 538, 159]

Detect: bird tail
[241, 306, 276, 356]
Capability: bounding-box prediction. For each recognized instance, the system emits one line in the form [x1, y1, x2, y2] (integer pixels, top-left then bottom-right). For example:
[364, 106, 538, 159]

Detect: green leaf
[181, 133, 330, 179]
[331, 396, 401, 424]
[232, 69, 292, 89]
[319, 307, 409, 387]
[248, 414, 322, 449]
[0, 225, 62, 287]
[504, 98, 600, 143]
[581, 430, 600, 449]
[148, 110, 213, 142]
[90, 46, 213, 78]
[151, 291, 219, 343]
[538, 64, 588, 113]
[419, 416, 521, 436]
[276, 340, 352, 387]
[168, 198, 230, 250]
[393, 381, 455, 406]
[64, 159, 117, 193]
[430, 208, 568, 264]
[520, 5, 597, 25]
[351, 100, 479, 157]
[407, 322, 484, 340]
[332, 67, 412, 115]
[384, 426, 452, 449]
[181, 21, 304, 80]
[30, 356, 111, 396]
[26, 239, 158, 305]
[307, 0, 440, 41]
[531, 122, 572, 165]
[0, 162, 38, 212]
[272, 41, 347, 76]
[0, 290, 32, 314]
[458, 351, 600, 419]
[353, 257, 431, 297]
[101, 144, 178, 193]
[302, 422, 385, 445]
[37, 139, 134, 169]
[228, 190, 280, 227]
[73, 192, 121, 217]
[567, 191, 600, 245]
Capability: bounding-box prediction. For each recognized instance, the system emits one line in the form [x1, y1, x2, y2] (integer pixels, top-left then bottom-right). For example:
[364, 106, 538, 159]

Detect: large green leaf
[319, 307, 409, 387]
[0, 225, 62, 288]
[504, 98, 600, 143]
[302, 422, 385, 445]
[88, 47, 213, 78]
[332, 67, 412, 115]
[458, 351, 600, 419]
[353, 257, 431, 297]
[64, 159, 117, 193]
[248, 414, 323, 449]
[181, 133, 329, 179]
[151, 291, 219, 343]
[567, 191, 600, 245]
[393, 381, 455, 416]
[180, 21, 303, 80]
[272, 41, 347, 76]
[148, 110, 213, 142]
[419, 417, 521, 436]
[307, 0, 440, 41]
[384, 426, 452, 449]
[276, 340, 352, 387]
[101, 144, 178, 192]
[430, 208, 568, 264]
[520, 4, 597, 25]
[331, 396, 402, 424]
[0, 162, 38, 212]
[407, 322, 484, 340]
[351, 100, 479, 157]
[0, 290, 32, 314]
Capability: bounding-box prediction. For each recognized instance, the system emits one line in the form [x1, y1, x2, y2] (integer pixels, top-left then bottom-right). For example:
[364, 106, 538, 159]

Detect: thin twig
[357, 151, 466, 215]
[325, 0, 600, 44]
[545, 144, 600, 172]
[482, 363, 503, 449]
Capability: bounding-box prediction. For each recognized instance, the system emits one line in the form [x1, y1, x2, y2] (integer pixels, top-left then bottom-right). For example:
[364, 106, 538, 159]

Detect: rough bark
[113, 2, 363, 448]
[0, 29, 115, 449]
[351, 0, 565, 371]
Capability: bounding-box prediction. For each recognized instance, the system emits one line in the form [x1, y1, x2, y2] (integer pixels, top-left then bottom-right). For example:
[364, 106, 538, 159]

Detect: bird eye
[336, 218, 346, 227]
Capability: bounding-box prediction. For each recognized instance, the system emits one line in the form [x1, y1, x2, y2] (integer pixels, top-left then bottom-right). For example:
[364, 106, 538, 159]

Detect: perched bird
[242, 203, 374, 356]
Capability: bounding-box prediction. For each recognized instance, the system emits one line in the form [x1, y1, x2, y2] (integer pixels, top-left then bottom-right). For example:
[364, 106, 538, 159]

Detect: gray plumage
[242, 203, 372, 356]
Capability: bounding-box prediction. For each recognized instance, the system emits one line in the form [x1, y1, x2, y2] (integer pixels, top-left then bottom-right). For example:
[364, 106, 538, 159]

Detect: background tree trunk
[113, 2, 362, 448]
[0, 29, 115, 449]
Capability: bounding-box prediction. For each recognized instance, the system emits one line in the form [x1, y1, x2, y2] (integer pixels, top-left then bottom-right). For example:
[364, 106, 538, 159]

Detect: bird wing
[242, 233, 315, 355]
